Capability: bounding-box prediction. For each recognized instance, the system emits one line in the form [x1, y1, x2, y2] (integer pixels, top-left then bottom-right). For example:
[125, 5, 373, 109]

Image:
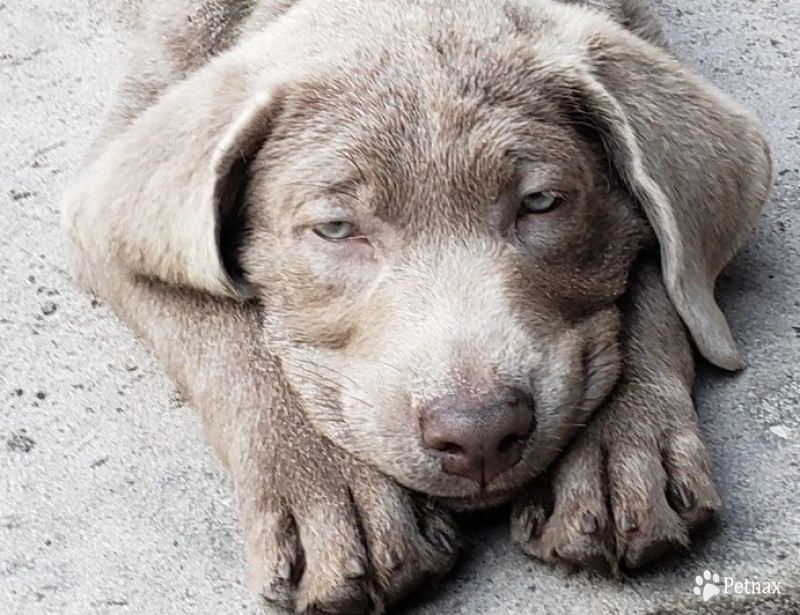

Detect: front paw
[238, 446, 461, 614]
[510, 380, 720, 573]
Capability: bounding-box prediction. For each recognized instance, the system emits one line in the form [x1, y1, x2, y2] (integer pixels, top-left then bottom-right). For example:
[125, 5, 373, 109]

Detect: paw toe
[663, 429, 721, 529]
[242, 507, 302, 608]
[344, 479, 461, 607]
[309, 579, 372, 615]
[606, 439, 691, 569]
[511, 450, 616, 572]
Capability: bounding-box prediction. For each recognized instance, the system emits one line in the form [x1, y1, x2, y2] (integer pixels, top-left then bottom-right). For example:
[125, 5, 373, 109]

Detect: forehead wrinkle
[346, 97, 576, 238]
[332, 82, 500, 231]
[278, 27, 594, 234]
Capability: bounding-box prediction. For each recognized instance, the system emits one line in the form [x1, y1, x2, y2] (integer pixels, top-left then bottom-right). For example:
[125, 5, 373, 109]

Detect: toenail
[518, 509, 536, 542]
[276, 555, 293, 580]
[428, 529, 455, 554]
[677, 484, 696, 510]
[619, 511, 639, 533]
[382, 548, 403, 571]
[343, 556, 366, 578]
[581, 512, 598, 534]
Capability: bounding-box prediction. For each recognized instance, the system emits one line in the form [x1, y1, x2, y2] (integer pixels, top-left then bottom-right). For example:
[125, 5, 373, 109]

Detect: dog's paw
[511, 379, 720, 573]
[241, 453, 460, 614]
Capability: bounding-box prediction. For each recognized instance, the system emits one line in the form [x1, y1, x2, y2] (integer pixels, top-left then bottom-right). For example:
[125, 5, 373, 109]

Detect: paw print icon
[693, 570, 722, 602]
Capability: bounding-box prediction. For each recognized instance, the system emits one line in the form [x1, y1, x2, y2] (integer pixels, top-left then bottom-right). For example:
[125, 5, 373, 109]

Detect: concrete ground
[1, 1, 799, 613]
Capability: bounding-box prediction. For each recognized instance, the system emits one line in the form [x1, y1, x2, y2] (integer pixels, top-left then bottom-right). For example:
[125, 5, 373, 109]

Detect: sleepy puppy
[61, 0, 771, 612]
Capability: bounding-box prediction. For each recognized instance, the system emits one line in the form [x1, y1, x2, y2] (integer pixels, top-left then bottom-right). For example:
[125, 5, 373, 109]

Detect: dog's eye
[313, 221, 357, 240]
[519, 192, 561, 215]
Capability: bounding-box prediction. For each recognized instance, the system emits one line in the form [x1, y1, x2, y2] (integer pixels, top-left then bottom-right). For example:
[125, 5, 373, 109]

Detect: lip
[435, 487, 520, 511]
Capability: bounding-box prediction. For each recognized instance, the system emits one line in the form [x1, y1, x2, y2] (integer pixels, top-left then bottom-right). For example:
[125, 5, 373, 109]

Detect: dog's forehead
[275, 43, 593, 231]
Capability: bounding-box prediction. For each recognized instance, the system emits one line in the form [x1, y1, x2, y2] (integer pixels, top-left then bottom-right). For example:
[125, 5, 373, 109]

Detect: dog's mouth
[435, 487, 521, 511]
[423, 457, 546, 510]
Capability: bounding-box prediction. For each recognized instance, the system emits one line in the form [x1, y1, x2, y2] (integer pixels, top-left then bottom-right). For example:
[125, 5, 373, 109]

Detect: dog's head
[69, 1, 770, 506]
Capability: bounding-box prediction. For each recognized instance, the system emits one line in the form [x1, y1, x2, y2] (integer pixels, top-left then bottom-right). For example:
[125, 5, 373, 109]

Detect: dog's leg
[510, 257, 721, 572]
[75, 258, 460, 613]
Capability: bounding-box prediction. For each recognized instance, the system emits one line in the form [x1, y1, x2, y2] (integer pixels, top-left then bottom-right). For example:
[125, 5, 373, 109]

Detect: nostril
[439, 442, 465, 456]
[497, 434, 523, 454]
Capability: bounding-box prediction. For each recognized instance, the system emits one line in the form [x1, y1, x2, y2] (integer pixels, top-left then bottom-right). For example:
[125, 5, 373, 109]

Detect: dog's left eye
[313, 221, 357, 240]
[519, 192, 561, 215]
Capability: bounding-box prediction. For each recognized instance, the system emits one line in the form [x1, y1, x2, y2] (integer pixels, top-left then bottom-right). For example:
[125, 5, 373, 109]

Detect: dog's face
[63, 1, 770, 507]
[241, 50, 649, 503]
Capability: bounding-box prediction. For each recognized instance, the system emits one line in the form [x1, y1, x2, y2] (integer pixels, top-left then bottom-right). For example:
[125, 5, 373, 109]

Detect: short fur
[62, 0, 771, 612]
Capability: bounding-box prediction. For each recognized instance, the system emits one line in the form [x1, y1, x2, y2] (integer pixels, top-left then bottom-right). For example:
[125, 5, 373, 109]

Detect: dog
[61, 0, 772, 612]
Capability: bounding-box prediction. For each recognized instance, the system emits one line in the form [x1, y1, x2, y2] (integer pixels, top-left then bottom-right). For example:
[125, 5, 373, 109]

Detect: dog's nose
[420, 388, 534, 487]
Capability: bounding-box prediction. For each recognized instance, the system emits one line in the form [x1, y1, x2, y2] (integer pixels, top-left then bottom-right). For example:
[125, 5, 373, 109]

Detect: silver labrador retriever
[62, 0, 771, 612]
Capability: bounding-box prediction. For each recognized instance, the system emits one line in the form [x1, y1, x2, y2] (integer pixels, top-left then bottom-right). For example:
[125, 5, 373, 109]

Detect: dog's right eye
[519, 191, 562, 215]
[313, 221, 357, 241]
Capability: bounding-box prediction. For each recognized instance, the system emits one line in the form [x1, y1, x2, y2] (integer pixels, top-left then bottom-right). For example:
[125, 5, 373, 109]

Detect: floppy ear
[560, 21, 772, 370]
[62, 58, 281, 300]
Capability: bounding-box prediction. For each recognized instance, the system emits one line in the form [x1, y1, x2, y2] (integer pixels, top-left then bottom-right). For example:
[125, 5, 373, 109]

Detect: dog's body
[61, 1, 771, 612]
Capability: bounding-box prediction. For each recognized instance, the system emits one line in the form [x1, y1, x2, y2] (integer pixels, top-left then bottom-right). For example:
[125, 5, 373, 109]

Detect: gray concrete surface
[1, 1, 799, 613]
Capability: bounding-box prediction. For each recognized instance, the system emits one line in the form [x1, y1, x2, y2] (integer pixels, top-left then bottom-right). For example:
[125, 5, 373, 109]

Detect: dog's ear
[62, 59, 282, 300]
[558, 22, 771, 370]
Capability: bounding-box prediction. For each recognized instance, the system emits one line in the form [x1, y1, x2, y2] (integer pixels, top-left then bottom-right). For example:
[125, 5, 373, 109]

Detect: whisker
[281, 359, 380, 412]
